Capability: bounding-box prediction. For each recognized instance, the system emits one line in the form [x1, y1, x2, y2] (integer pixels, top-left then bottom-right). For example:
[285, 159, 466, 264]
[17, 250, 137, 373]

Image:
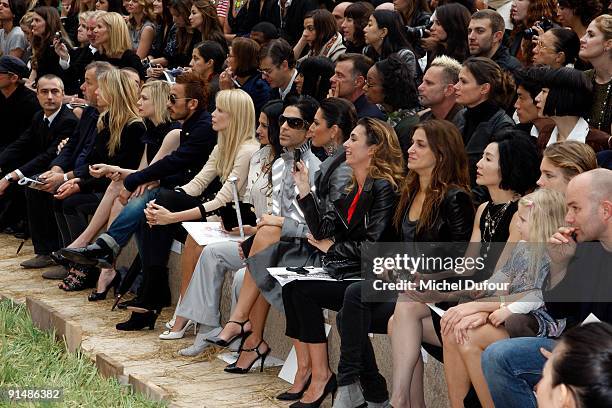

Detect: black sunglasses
[168, 94, 192, 104]
[279, 115, 309, 130]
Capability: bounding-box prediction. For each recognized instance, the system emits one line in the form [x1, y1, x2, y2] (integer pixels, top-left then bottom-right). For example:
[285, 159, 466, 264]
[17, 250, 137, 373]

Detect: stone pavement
[0, 234, 294, 408]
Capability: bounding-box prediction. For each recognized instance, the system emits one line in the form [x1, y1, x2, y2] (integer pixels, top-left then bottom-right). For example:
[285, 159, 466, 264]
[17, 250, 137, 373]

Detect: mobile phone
[293, 149, 301, 172]
[54, 31, 62, 43]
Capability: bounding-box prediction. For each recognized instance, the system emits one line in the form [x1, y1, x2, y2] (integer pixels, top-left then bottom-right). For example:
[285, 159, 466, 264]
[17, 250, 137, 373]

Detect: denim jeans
[481, 337, 557, 408]
[98, 188, 160, 255]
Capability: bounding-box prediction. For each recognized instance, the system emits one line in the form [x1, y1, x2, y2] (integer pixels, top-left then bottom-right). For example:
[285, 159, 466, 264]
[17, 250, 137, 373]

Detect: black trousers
[138, 188, 202, 310]
[0, 183, 27, 229]
[336, 281, 396, 403]
[25, 187, 60, 255]
[53, 192, 103, 247]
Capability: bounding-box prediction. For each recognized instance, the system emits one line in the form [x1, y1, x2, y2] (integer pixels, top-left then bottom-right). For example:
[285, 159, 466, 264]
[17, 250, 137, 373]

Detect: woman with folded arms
[334, 119, 475, 408]
[160, 100, 283, 346]
[114, 88, 259, 331]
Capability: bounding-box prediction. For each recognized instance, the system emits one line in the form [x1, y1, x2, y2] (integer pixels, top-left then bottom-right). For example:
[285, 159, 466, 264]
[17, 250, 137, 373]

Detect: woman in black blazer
[333, 119, 475, 408]
[279, 118, 404, 408]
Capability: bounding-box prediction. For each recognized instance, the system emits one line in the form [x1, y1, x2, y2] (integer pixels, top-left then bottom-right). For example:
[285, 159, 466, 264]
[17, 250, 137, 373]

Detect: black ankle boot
[59, 238, 115, 268]
[116, 310, 159, 331]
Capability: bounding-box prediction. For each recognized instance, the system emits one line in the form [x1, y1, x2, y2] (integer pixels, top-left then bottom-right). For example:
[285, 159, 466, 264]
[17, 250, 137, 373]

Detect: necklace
[323, 141, 337, 157]
[588, 71, 612, 130]
[482, 200, 512, 258]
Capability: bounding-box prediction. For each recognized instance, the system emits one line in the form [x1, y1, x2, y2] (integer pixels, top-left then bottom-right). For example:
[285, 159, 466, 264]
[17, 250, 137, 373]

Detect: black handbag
[322, 254, 361, 280]
[219, 201, 257, 231]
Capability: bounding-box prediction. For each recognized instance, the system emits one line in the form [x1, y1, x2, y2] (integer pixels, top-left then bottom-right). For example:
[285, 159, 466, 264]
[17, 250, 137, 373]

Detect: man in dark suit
[17, 62, 112, 273]
[0, 74, 78, 271]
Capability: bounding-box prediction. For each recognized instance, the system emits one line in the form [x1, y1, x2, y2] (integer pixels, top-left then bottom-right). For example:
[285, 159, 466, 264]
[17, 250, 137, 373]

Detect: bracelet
[499, 296, 506, 309]
[63, 173, 68, 182]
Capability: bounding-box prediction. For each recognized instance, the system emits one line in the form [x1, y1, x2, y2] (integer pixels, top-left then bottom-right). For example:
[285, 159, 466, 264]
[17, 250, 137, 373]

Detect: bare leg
[442, 329, 472, 407]
[69, 180, 122, 248]
[457, 324, 508, 408]
[390, 300, 440, 408]
[300, 342, 333, 404]
[215, 225, 281, 342]
[234, 293, 271, 367]
[285, 340, 312, 393]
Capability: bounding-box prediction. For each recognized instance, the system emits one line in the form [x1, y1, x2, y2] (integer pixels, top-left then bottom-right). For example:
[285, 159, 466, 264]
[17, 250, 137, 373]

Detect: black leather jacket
[403, 188, 474, 243]
[306, 177, 399, 262]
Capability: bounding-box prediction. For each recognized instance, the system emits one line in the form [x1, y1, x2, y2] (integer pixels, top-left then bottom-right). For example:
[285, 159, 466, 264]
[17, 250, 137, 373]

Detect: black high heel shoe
[88, 271, 121, 301]
[224, 340, 271, 374]
[289, 373, 337, 408]
[277, 374, 312, 400]
[115, 310, 159, 331]
[206, 320, 252, 348]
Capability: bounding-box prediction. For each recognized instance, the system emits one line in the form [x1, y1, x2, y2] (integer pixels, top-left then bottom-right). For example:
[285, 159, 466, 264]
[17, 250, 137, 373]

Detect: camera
[524, 17, 553, 38]
[405, 20, 434, 41]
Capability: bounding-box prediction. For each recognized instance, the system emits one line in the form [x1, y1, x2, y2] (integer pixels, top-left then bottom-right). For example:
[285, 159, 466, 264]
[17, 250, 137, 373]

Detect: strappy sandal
[205, 320, 252, 348]
[224, 340, 271, 374]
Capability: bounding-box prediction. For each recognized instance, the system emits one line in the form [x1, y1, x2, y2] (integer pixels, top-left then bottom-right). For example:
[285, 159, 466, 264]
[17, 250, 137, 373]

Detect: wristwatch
[63, 173, 68, 182]
[4, 174, 14, 183]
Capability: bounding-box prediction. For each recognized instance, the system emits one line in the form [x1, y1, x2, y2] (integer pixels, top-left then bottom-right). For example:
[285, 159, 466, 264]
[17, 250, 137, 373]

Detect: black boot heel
[115, 310, 159, 331]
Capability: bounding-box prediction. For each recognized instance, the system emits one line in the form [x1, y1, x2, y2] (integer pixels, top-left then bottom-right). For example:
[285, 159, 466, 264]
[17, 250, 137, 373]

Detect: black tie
[43, 118, 50, 127]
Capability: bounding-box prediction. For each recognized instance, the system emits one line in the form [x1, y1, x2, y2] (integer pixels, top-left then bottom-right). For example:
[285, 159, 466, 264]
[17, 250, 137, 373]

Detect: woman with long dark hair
[189, 0, 227, 54]
[294, 9, 346, 62]
[295, 56, 334, 101]
[424, 2, 471, 67]
[29, 6, 73, 85]
[340, 1, 373, 53]
[363, 9, 416, 69]
[334, 119, 474, 408]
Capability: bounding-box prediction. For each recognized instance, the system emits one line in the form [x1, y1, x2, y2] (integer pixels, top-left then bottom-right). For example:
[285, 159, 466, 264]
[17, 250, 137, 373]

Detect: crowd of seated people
[0, 0, 611, 407]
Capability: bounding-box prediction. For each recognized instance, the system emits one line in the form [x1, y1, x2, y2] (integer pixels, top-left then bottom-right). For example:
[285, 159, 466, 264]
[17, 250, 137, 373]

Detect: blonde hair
[214, 89, 257, 181]
[519, 188, 567, 274]
[96, 69, 143, 156]
[79, 11, 94, 24]
[593, 14, 612, 41]
[97, 12, 132, 57]
[543, 141, 598, 183]
[128, 0, 156, 30]
[140, 80, 171, 125]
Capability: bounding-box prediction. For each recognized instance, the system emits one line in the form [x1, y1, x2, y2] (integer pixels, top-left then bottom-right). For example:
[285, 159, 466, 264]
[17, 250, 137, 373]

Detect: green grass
[0, 299, 166, 408]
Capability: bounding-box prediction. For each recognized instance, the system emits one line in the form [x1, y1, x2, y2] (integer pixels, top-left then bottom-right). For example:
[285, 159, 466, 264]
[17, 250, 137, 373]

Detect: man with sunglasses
[60, 72, 218, 275]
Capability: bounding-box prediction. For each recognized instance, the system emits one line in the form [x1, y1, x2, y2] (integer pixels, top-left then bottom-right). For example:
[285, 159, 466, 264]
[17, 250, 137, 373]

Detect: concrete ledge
[26, 297, 83, 353]
[96, 353, 125, 379]
[128, 374, 170, 402]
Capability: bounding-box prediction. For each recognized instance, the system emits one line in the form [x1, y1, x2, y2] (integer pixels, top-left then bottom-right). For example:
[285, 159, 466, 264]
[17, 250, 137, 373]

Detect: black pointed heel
[277, 374, 312, 400]
[115, 310, 159, 331]
[224, 340, 271, 374]
[206, 319, 252, 348]
[289, 373, 337, 408]
[88, 271, 120, 301]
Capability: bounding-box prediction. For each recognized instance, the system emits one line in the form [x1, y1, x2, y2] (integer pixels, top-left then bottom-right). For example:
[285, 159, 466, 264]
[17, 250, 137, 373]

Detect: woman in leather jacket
[333, 119, 475, 408]
[280, 118, 404, 408]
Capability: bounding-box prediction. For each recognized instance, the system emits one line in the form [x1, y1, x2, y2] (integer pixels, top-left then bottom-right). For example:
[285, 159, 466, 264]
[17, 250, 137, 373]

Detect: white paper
[278, 323, 332, 384]
[581, 313, 601, 325]
[217, 352, 284, 369]
[182, 222, 242, 246]
[426, 303, 446, 317]
[268, 267, 360, 286]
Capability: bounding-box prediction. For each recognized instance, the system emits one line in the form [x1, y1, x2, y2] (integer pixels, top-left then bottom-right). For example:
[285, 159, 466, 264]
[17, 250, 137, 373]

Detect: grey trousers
[176, 240, 245, 328]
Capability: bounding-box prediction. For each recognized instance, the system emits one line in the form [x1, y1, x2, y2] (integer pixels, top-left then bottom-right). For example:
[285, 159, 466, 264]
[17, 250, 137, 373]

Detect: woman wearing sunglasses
[205, 96, 323, 372]
[113, 88, 259, 330]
